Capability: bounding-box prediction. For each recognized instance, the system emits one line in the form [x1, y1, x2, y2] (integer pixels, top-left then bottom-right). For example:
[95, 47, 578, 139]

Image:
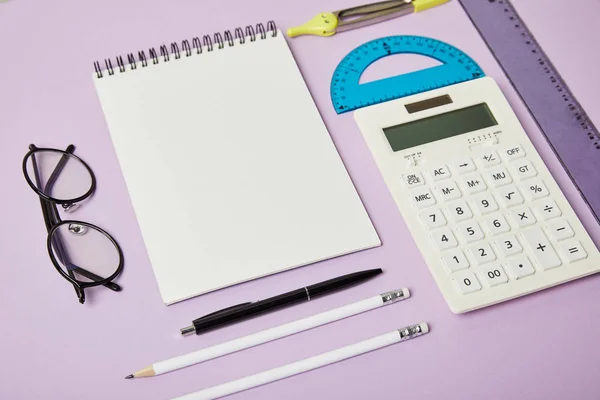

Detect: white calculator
[354, 77, 600, 313]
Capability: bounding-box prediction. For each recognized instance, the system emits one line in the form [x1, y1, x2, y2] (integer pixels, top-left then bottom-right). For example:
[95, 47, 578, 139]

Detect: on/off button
[501, 144, 526, 161]
[402, 172, 425, 188]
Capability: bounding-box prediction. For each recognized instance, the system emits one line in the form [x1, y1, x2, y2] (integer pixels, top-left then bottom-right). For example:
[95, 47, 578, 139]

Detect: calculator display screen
[382, 103, 497, 152]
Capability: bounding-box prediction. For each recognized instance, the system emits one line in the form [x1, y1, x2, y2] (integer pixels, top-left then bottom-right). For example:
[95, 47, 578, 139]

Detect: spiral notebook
[92, 22, 380, 305]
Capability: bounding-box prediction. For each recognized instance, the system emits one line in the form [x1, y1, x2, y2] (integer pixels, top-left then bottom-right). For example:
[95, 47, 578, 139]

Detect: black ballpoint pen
[180, 268, 383, 336]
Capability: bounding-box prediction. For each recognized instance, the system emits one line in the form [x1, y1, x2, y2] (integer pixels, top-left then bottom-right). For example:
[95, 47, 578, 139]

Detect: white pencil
[125, 288, 410, 378]
[171, 322, 429, 400]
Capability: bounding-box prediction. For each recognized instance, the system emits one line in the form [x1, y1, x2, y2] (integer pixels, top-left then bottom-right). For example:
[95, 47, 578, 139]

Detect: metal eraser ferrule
[380, 289, 408, 304]
[398, 323, 427, 340]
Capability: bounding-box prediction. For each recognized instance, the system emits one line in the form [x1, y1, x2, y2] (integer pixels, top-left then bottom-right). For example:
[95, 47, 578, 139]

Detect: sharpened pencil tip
[125, 374, 134, 379]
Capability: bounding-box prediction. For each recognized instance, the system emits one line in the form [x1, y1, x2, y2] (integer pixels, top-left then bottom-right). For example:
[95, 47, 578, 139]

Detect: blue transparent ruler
[330, 35, 484, 114]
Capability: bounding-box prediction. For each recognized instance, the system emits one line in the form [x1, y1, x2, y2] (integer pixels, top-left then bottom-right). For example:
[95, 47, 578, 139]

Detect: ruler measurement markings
[459, 0, 600, 222]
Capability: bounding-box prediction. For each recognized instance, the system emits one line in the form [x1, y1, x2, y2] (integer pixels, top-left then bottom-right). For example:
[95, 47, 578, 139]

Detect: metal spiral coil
[224, 30, 234, 47]
[171, 42, 181, 59]
[93, 21, 277, 78]
[192, 37, 202, 54]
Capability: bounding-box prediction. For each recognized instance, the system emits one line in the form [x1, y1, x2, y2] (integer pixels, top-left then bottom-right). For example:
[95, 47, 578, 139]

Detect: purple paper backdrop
[1, 0, 599, 399]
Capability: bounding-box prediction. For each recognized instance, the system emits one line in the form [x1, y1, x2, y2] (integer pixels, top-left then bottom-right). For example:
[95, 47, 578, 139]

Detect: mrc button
[410, 188, 436, 208]
[501, 144, 526, 160]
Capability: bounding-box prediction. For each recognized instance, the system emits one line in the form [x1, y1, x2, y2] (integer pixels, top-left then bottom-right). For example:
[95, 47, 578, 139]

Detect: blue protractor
[331, 35, 485, 114]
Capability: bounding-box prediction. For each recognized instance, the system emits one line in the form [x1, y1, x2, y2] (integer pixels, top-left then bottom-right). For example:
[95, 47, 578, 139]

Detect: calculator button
[420, 209, 447, 229]
[477, 150, 501, 168]
[431, 228, 458, 250]
[471, 193, 499, 215]
[453, 271, 482, 294]
[505, 256, 536, 280]
[468, 243, 496, 265]
[533, 199, 562, 221]
[435, 180, 462, 201]
[521, 178, 549, 200]
[509, 205, 536, 228]
[479, 264, 509, 287]
[410, 188, 436, 208]
[495, 235, 523, 257]
[511, 159, 537, 180]
[500, 144, 526, 161]
[456, 221, 485, 243]
[446, 200, 473, 222]
[461, 173, 487, 194]
[453, 157, 476, 174]
[558, 239, 587, 263]
[546, 219, 575, 241]
[522, 227, 562, 270]
[402, 172, 425, 188]
[496, 184, 524, 208]
[428, 165, 451, 181]
[441, 249, 470, 272]
[481, 214, 511, 236]
[485, 166, 513, 188]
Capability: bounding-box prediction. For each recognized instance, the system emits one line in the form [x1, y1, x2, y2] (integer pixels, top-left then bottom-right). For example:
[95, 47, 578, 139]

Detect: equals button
[559, 240, 588, 263]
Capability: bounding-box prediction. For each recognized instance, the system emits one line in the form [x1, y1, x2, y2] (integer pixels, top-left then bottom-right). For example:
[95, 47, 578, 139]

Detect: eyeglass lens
[25, 149, 93, 201]
[50, 222, 121, 285]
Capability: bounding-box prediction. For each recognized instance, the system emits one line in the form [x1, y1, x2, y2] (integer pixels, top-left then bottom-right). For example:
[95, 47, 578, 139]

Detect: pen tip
[125, 374, 134, 379]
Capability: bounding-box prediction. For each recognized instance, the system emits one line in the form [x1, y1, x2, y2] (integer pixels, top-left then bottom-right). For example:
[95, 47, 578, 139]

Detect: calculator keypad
[405, 149, 591, 300]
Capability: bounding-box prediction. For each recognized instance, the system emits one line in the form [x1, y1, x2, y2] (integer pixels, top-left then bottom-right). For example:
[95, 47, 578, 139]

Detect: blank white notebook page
[94, 30, 380, 304]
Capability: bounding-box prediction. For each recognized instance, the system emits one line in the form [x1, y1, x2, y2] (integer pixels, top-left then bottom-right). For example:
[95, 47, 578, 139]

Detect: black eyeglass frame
[22, 144, 124, 304]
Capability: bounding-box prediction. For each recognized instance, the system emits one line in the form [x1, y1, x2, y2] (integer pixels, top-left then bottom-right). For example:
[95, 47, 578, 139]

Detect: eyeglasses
[22, 144, 124, 304]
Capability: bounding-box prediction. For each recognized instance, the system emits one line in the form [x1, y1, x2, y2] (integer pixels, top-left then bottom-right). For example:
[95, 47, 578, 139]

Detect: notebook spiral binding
[94, 21, 277, 79]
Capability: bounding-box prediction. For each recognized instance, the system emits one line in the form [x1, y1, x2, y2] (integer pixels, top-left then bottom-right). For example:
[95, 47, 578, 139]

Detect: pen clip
[194, 302, 254, 323]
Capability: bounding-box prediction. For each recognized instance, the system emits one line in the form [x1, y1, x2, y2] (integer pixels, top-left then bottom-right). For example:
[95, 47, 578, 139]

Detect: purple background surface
[1, 1, 599, 399]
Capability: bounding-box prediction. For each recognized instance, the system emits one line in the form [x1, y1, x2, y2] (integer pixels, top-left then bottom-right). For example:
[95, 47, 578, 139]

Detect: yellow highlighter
[287, 0, 449, 38]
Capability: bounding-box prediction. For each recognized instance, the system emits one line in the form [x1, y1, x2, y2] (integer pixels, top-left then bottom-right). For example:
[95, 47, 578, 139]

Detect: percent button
[521, 178, 549, 200]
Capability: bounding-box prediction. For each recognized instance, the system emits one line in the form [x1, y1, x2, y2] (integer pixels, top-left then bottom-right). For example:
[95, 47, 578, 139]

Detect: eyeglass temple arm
[44, 144, 75, 203]
[32, 150, 121, 295]
[31, 151, 83, 300]
[41, 147, 121, 292]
